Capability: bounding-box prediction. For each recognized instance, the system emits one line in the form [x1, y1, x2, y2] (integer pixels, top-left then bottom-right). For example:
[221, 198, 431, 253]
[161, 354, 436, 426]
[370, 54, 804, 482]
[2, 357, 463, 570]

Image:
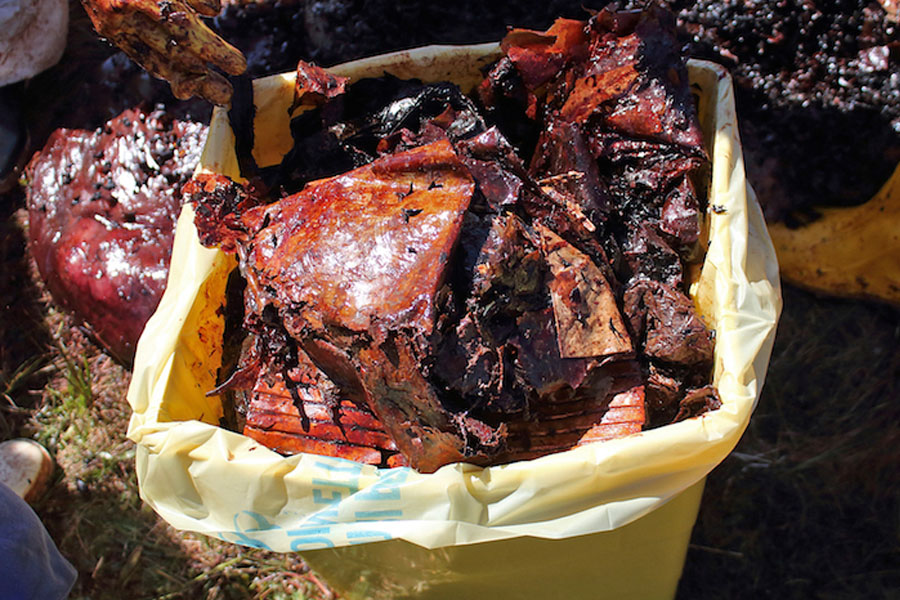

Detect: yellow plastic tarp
[127, 44, 781, 556]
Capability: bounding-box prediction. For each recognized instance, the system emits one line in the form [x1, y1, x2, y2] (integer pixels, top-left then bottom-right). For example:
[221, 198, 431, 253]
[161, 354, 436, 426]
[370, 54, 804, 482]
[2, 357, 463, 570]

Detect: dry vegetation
[1, 2, 898, 598]
[1, 209, 331, 600]
[3, 202, 899, 599]
[681, 286, 900, 599]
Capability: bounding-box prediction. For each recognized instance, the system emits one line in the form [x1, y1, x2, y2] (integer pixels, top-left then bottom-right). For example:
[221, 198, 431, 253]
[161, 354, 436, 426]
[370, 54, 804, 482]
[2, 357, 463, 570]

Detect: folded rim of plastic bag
[126, 44, 782, 552]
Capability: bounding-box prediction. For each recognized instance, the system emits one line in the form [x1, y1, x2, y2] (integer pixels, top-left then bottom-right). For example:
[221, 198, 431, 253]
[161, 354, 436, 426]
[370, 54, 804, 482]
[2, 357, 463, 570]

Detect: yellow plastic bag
[767, 161, 900, 306]
[127, 44, 781, 598]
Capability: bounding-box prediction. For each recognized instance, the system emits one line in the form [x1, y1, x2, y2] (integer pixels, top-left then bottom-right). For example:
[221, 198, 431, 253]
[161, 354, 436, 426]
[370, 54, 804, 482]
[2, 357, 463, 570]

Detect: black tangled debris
[188, 6, 722, 472]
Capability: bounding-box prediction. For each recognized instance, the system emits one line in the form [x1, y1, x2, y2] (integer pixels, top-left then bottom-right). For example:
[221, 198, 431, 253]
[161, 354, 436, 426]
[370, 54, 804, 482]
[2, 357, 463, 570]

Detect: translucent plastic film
[127, 45, 781, 553]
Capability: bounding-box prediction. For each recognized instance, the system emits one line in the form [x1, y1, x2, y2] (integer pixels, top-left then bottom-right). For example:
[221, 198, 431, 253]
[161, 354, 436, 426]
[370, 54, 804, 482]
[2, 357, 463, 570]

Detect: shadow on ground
[680, 285, 900, 599]
[1, 1, 898, 598]
[0, 197, 54, 438]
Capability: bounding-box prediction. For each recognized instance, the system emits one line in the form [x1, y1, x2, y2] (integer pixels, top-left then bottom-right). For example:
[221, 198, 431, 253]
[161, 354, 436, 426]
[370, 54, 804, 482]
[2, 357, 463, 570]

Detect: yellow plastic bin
[126, 44, 781, 599]
[299, 479, 706, 599]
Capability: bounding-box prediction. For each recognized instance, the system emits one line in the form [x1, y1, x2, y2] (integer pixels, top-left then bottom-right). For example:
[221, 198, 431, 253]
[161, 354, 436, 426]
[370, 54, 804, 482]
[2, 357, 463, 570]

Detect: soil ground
[1, 1, 898, 598]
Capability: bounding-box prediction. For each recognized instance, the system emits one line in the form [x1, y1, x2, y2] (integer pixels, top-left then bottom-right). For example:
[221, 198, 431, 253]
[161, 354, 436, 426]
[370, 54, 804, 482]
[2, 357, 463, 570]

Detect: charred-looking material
[80, 0, 247, 105]
[193, 140, 484, 472]
[233, 331, 409, 468]
[27, 107, 207, 365]
[192, 5, 720, 472]
[265, 76, 488, 197]
[504, 5, 716, 409]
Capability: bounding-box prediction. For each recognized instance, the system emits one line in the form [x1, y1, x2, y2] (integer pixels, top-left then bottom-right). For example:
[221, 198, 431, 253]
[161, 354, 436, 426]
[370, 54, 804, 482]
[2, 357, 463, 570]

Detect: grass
[0, 355, 48, 441]
[0, 207, 334, 599]
[679, 286, 900, 599]
[19, 334, 333, 600]
[2, 164, 898, 600]
[2, 2, 896, 597]
[8, 270, 898, 599]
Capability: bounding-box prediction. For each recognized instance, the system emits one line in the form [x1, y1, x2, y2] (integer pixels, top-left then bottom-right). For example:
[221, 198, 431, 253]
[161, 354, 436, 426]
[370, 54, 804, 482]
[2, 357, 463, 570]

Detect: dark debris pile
[190, 6, 720, 473]
[669, 0, 899, 220]
[213, 0, 899, 221]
